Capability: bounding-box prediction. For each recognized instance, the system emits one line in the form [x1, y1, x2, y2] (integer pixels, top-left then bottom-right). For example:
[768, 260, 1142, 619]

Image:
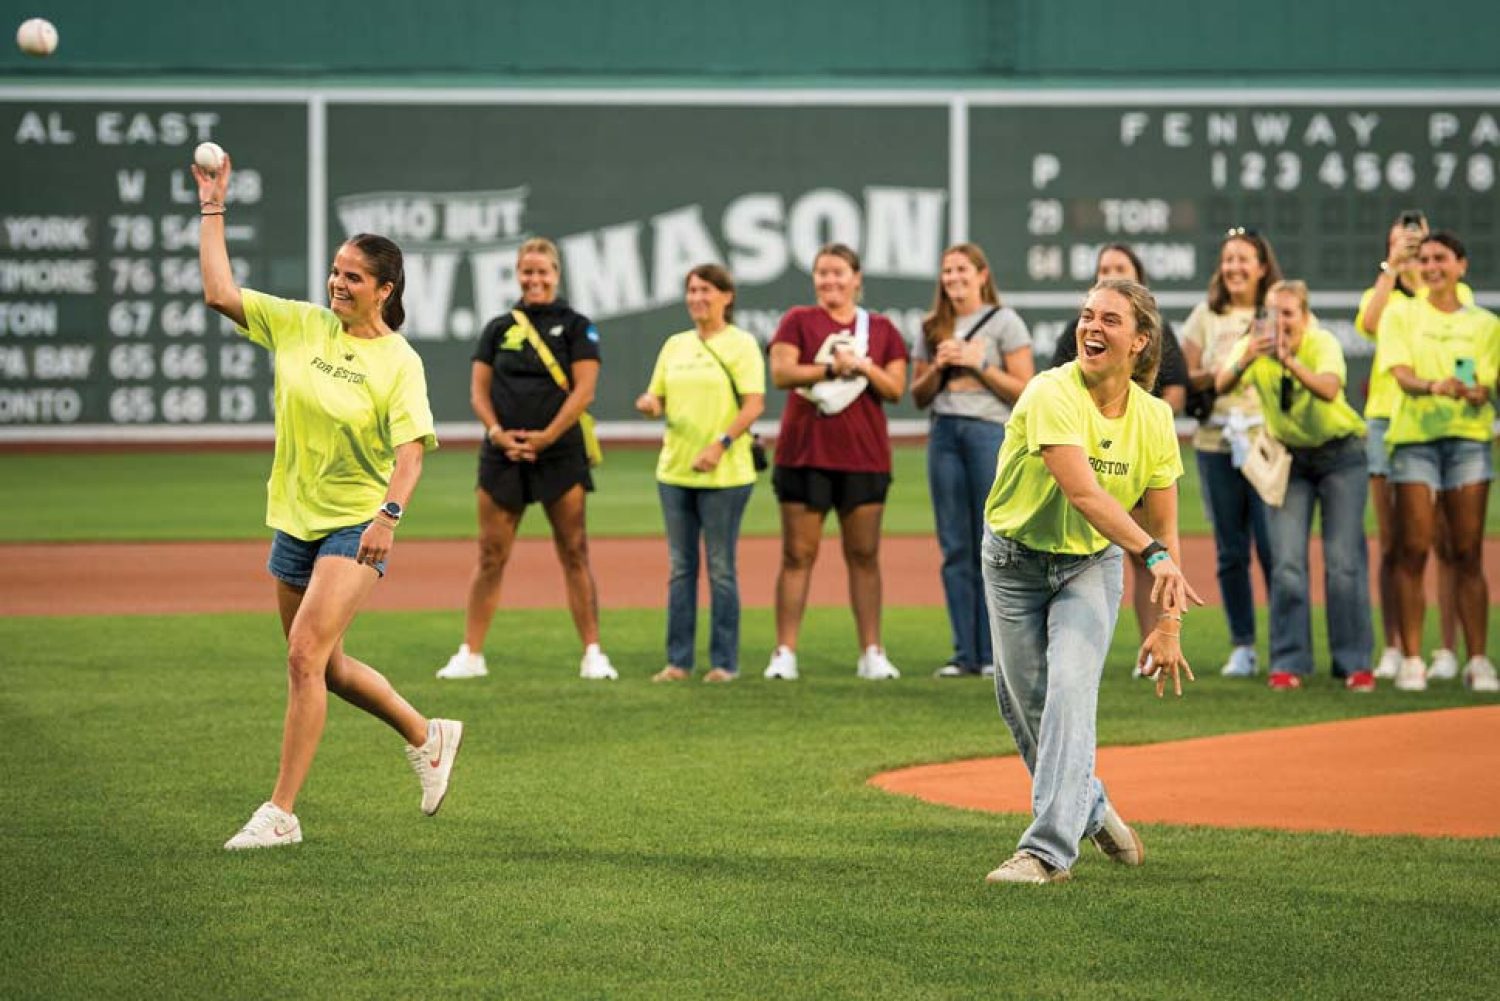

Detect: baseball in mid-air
[16, 18, 58, 57]
[194, 141, 227, 175]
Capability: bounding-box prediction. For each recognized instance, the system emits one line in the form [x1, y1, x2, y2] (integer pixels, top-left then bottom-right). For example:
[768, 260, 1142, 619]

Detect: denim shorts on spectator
[267, 521, 385, 588]
[1389, 437, 1493, 492]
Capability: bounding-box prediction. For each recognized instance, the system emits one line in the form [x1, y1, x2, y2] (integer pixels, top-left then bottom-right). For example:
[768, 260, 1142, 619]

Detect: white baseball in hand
[194, 141, 227, 175]
[16, 18, 58, 56]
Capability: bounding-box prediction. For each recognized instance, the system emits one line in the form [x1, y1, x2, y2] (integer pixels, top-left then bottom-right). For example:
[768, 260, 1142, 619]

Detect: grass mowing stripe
[2, 606, 1496, 999]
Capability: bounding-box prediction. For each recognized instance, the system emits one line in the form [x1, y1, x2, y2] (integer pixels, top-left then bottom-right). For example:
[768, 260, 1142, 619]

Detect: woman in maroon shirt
[764, 243, 909, 681]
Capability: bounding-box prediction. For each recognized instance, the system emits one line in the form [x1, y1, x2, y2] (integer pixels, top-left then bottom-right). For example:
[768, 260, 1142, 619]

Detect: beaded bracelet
[1144, 550, 1171, 569]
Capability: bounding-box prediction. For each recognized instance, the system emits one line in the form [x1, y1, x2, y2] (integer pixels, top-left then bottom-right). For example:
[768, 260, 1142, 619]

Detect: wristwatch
[377, 501, 403, 524]
[717, 433, 734, 449]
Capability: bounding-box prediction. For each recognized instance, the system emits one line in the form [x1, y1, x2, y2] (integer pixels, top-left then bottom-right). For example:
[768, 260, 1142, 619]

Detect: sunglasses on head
[1225, 226, 1260, 239]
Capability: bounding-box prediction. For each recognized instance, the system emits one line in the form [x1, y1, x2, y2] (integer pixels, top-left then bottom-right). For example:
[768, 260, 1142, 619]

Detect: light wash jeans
[982, 530, 1124, 872]
[927, 414, 1007, 670]
[659, 482, 754, 674]
[1266, 435, 1373, 677]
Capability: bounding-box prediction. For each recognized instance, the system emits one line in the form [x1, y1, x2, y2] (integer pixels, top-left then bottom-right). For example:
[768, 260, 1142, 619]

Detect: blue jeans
[1196, 449, 1272, 647]
[659, 482, 754, 673]
[928, 415, 1007, 669]
[982, 531, 1124, 872]
[1267, 436, 1373, 677]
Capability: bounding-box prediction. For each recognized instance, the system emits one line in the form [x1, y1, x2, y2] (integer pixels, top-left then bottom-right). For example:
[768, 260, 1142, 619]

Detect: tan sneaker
[985, 851, 1070, 884]
[652, 666, 690, 683]
[702, 668, 737, 683]
[1091, 804, 1144, 866]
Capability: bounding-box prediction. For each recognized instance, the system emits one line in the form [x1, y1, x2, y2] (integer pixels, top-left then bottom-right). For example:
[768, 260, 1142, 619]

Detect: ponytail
[347, 232, 406, 330]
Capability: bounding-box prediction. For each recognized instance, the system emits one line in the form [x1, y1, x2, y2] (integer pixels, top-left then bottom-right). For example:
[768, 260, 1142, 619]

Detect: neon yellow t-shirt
[648, 325, 765, 488]
[1221, 326, 1365, 449]
[1379, 297, 1500, 447]
[984, 363, 1183, 555]
[238, 289, 438, 540]
[1355, 281, 1474, 419]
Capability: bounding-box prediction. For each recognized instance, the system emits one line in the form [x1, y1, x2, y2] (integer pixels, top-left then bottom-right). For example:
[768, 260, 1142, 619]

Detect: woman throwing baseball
[982, 279, 1200, 885]
[196, 152, 461, 851]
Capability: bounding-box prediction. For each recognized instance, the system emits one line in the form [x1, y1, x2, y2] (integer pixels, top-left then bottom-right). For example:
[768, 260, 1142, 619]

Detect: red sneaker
[1344, 670, 1377, 693]
[1268, 671, 1303, 690]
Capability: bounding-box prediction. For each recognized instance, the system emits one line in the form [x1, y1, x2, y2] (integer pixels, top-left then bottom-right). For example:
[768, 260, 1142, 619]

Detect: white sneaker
[1373, 646, 1402, 680]
[1220, 645, 1258, 678]
[764, 645, 799, 680]
[1090, 804, 1144, 866]
[981, 664, 996, 678]
[1463, 656, 1500, 693]
[405, 718, 464, 816]
[1394, 656, 1428, 692]
[857, 645, 900, 680]
[1428, 648, 1459, 681]
[224, 801, 301, 851]
[436, 643, 488, 680]
[579, 644, 618, 680]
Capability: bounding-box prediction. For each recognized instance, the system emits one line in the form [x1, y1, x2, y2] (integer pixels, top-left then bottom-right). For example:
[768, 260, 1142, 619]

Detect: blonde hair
[516, 237, 561, 274]
[1266, 279, 1310, 314]
[1089, 279, 1162, 391]
[921, 243, 1001, 351]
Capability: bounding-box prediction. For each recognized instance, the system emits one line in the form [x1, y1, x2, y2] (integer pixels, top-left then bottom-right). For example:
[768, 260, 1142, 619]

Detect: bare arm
[857, 355, 907, 402]
[1040, 444, 1154, 555]
[356, 440, 425, 567]
[527, 358, 599, 454]
[1183, 337, 1215, 393]
[193, 158, 244, 327]
[1161, 385, 1186, 415]
[979, 345, 1034, 405]
[1391, 364, 1464, 400]
[769, 343, 830, 390]
[910, 358, 945, 409]
[470, 361, 527, 457]
[691, 392, 767, 472]
[1281, 353, 1341, 402]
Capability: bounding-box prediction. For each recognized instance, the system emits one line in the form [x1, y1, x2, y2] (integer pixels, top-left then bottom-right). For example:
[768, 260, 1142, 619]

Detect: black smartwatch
[377, 501, 403, 524]
[1140, 540, 1167, 564]
[717, 433, 734, 449]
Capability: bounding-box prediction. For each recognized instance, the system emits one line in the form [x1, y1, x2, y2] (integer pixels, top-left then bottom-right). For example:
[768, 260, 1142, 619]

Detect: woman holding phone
[1380, 231, 1500, 693]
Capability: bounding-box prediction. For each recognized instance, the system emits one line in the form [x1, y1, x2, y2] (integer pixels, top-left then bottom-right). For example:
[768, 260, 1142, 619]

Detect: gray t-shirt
[912, 306, 1032, 423]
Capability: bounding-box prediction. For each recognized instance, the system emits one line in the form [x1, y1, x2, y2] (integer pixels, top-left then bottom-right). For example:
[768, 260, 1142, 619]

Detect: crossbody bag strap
[958, 306, 1002, 342]
[512, 309, 571, 392]
[701, 340, 743, 407]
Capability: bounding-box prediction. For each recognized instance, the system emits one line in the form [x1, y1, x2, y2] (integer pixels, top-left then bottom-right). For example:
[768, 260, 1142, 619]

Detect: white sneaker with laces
[224, 801, 301, 851]
[579, 645, 618, 680]
[1373, 646, 1402, 680]
[1394, 656, 1428, 692]
[857, 645, 900, 680]
[764, 646, 799, 680]
[405, 718, 464, 816]
[436, 643, 488, 680]
[1220, 645, 1258, 678]
[985, 851, 1070, 885]
[1463, 656, 1499, 693]
[1428, 648, 1459, 681]
[1090, 804, 1144, 866]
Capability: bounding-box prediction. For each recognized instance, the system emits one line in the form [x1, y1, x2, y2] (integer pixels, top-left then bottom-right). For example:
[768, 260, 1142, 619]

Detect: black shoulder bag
[703, 343, 769, 472]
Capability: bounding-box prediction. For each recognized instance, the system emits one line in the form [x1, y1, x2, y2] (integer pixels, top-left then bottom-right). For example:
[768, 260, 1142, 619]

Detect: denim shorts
[267, 521, 385, 588]
[1389, 437, 1494, 492]
[1364, 417, 1390, 478]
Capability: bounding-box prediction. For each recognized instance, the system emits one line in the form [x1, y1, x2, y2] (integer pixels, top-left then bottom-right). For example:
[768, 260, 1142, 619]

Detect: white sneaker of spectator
[579, 644, 618, 680]
[1427, 648, 1459, 681]
[437, 643, 488, 680]
[1394, 656, 1428, 692]
[764, 646, 799, 680]
[1463, 656, 1499, 693]
[1373, 647, 1402, 680]
[857, 646, 900, 680]
[1220, 645, 1258, 678]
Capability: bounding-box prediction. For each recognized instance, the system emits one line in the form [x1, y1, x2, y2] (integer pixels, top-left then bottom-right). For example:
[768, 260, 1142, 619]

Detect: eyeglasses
[1225, 226, 1260, 239]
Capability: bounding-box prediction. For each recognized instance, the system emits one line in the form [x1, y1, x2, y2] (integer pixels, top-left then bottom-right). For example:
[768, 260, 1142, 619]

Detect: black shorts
[772, 465, 891, 513]
[478, 445, 593, 510]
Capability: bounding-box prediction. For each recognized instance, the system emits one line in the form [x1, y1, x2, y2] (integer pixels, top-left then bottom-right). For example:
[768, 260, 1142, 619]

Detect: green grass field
[3, 606, 1497, 1000]
[6, 443, 1499, 542]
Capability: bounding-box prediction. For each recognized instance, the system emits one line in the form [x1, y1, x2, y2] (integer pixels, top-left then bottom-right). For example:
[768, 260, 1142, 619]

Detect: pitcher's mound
[871, 706, 1500, 838]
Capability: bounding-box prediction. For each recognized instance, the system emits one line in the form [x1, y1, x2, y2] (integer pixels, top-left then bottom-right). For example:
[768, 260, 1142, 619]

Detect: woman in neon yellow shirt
[635, 265, 766, 682]
[981, 280, 1201, 885]
[1216, 280, 1372, 692]
[195, 153, 460, 851]
[1380, 231, 1500, 693]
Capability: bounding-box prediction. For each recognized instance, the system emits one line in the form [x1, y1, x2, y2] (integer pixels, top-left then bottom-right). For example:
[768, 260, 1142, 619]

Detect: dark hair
[1089, 278, 1162, 391]
[1097, 243, 1148, 286]
[346, 233, 406, 330]
[1422, 229, 1467, 260]
[922, 242, 1001, 349]
[1208, 231, 1282, 314]
[684, 263, 736, 322]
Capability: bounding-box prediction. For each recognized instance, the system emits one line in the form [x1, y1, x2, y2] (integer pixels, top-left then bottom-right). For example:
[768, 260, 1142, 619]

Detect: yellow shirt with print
[1379, 297, 1500, 447]
[648, 325, 765, 488]
[239, 289, 438, 541]
[985, 363, 1183, 556]
[1221, 326, 1364, 449]
[1354, 281, 1474, 419]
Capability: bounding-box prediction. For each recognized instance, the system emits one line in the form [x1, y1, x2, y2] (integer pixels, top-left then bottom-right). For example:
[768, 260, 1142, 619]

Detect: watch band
[717, 433, 734, 449]
[1140, 540, 1168, 565]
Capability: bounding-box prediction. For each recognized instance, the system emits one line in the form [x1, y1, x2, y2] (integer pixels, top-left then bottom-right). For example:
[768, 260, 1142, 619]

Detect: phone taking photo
[1455, 357, 1477, 388]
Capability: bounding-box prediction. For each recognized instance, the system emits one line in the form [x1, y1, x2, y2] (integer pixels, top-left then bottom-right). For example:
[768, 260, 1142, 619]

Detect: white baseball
[16, 18, 58, 57]
[194, 141, 226, 175]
